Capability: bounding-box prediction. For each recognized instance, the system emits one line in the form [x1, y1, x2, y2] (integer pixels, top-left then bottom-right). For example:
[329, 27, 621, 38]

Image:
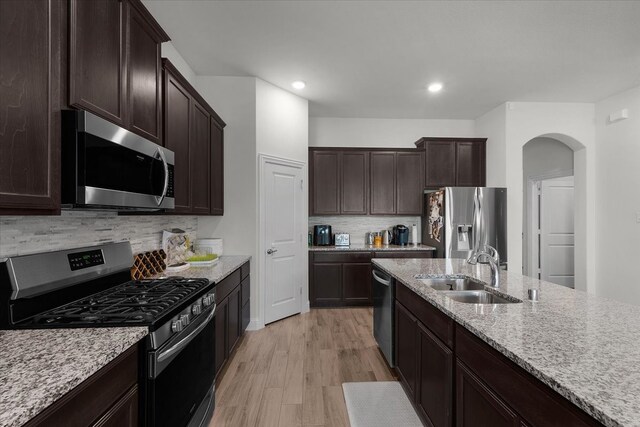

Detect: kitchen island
[0, 327, 147, 427]
[372, 258, 640, 427]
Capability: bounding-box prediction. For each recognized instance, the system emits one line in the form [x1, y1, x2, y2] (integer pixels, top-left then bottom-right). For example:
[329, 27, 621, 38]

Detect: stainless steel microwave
[61, 110, 175, 211]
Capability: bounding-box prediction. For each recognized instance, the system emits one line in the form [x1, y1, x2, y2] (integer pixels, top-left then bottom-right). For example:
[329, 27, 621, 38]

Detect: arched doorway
[521, 133, 586, 289]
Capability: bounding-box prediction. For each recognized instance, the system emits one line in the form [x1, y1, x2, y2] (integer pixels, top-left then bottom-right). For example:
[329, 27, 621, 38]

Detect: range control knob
[191, 303, 202, 316]
[179, 314, 190, 326]
[171, 319, 183, 333]
[202, 294, 213, 307]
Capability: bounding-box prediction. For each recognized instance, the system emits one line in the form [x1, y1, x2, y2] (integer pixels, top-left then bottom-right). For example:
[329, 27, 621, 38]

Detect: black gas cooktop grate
[33, 277, 209, 326]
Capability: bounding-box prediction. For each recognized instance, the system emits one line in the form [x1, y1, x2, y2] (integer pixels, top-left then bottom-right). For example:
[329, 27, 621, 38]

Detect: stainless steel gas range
[0, 242, 216, 427]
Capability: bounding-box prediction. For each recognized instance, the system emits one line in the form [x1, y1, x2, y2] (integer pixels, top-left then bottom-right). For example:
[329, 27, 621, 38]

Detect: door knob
[267, 248, 278, 255]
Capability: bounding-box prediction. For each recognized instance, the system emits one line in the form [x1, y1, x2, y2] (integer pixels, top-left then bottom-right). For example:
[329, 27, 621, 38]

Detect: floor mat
[342, 381, 423, 427]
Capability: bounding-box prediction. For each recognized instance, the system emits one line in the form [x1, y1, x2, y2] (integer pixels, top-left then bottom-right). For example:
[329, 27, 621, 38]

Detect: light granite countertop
[309, 244, 436, 252]
[154, 255, 251, 284]
[0, 327, 147, 427]
[371, 258, 640, 427]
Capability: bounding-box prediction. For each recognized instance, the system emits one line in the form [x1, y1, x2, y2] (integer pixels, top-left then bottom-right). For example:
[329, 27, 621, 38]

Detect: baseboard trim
[247, 318, 264, 331]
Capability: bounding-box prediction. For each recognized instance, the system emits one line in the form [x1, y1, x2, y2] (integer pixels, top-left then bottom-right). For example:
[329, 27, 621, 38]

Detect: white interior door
[264, 160, 303, 324]
[540, 176, 575, 288]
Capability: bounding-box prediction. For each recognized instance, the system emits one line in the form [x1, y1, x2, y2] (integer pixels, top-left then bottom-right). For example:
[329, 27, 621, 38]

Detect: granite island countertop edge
[371, 258, 640, 427]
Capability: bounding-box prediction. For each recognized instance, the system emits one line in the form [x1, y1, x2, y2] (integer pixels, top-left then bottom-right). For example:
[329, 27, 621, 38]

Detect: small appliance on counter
[393, 225, 409, 245]
[366, 232, 375, 245]
[382, 229, 391, 245]
[335, 233, 350, 246]
[313, 225, 332, 246]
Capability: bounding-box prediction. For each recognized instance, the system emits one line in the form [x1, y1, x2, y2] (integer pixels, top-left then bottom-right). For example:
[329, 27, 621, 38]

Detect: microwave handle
[154, 147, 169, 207]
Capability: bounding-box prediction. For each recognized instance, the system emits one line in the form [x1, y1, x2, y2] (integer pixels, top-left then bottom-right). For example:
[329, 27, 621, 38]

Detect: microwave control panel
[68, 249, 105, 271]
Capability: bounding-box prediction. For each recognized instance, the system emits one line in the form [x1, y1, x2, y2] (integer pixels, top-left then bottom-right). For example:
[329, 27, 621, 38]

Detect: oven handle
[157, 304, 216, 363]
[153, 147, 169, 207]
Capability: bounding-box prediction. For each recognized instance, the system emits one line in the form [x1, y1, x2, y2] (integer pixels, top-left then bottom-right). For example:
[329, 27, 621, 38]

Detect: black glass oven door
[148, 310, 216, 427]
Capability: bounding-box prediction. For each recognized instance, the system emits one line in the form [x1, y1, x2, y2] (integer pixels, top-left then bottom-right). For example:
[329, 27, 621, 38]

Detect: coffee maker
[313, 225, 332, 246]
[393, 225, 409, 245]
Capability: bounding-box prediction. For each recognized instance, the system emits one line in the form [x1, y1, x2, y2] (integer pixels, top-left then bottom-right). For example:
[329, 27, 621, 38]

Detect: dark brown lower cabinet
[24, 344, 139, 427]
[214, 262, 250, 378]
[309, 251, 433, 307]
[456, 361, 518, 427]
[342, 262, 372, 304]
[395, 301, 418, 398]
[396, 299, 452, 427]
[241, 276, 250, 331]
[309, 252, 373, 307]
[417, 322, 453, 427]
[396, 284, 604, 427]
[214, 296, 229, 376]
[311, 262, 343, 305]
[227, 286, 241, 354]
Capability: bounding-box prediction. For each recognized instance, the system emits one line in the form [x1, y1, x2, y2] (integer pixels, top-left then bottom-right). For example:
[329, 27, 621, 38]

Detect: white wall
[309, 117, 475, 148]
[194, 76, 260, 325]
[256, 80, 309, 162]
[523, 137, 574, 179]
[595, 85, 640, 305]
[161, 42, 197, 84]
[503, 102, 596, 293]
[475, 104, 507, 186]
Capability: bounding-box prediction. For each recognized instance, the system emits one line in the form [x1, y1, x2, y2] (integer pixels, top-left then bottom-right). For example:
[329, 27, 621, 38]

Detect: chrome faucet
[467, 245, 500, 288]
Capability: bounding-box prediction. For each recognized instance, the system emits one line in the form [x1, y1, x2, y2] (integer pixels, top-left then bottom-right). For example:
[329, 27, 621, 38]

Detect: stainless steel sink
[445, 290, 520, 304]
[418, 277, 486, 291]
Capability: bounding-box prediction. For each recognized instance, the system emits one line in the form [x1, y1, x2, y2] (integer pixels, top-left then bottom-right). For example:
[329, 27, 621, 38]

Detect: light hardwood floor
[210, 307, 396, 427]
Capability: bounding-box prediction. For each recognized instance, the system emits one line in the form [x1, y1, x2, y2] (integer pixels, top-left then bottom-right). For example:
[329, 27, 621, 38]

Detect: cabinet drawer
[456, 325, 601, 427]
[240, 262, 250, 280]
[373, 251, 433, 259]
[313, 251, 372, 263]
[25, 344, 139, 427]
[215, 268, 241, 302]
[396, 282, 453, 348]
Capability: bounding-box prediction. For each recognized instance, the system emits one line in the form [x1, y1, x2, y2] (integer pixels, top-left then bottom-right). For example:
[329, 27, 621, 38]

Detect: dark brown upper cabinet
[210, 118, 225, 215]
[0, 0, 63, 214]
[69, 0, 169, 140]
[415, 138, 486, 188]
[396, 151, 425, 215]
[69, 0, 127, 125]
[370, 152, 396, 215]
[341, 151, 369, 215]
[309, 150, 341, 215]
[127, 0, 167, 144]
[162, 59, 226, 216]
[309, 148, 424, 216]
[190, 100, 211, 214]
[163, 64, 191, 212]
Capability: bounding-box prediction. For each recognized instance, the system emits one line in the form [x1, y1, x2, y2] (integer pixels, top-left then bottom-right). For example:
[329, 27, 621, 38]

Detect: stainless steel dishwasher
[372, 267, 395, 367]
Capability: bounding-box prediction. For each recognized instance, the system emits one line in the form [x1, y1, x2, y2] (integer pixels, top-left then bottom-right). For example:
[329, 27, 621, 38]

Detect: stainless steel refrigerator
[422, 187, 507, 266]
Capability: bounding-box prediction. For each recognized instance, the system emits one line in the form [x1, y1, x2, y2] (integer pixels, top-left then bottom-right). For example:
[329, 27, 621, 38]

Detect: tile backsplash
[0, 211, 197, 258]
[308, 216, 421, 244]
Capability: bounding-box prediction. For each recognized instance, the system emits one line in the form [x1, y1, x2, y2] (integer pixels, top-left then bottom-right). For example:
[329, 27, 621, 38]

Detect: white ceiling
[144, 1, 640, 119]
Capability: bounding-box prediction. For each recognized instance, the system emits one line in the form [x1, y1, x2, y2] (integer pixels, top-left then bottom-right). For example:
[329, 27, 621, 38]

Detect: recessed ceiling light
[292, 80, 306, 90]
[428, 82, 443, 93]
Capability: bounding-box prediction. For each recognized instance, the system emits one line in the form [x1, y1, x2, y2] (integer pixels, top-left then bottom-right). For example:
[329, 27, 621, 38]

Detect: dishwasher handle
[372, 269, 391, 286]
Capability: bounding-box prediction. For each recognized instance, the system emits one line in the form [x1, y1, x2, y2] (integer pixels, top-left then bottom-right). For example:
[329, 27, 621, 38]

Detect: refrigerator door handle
[472, 189, 480, 254]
